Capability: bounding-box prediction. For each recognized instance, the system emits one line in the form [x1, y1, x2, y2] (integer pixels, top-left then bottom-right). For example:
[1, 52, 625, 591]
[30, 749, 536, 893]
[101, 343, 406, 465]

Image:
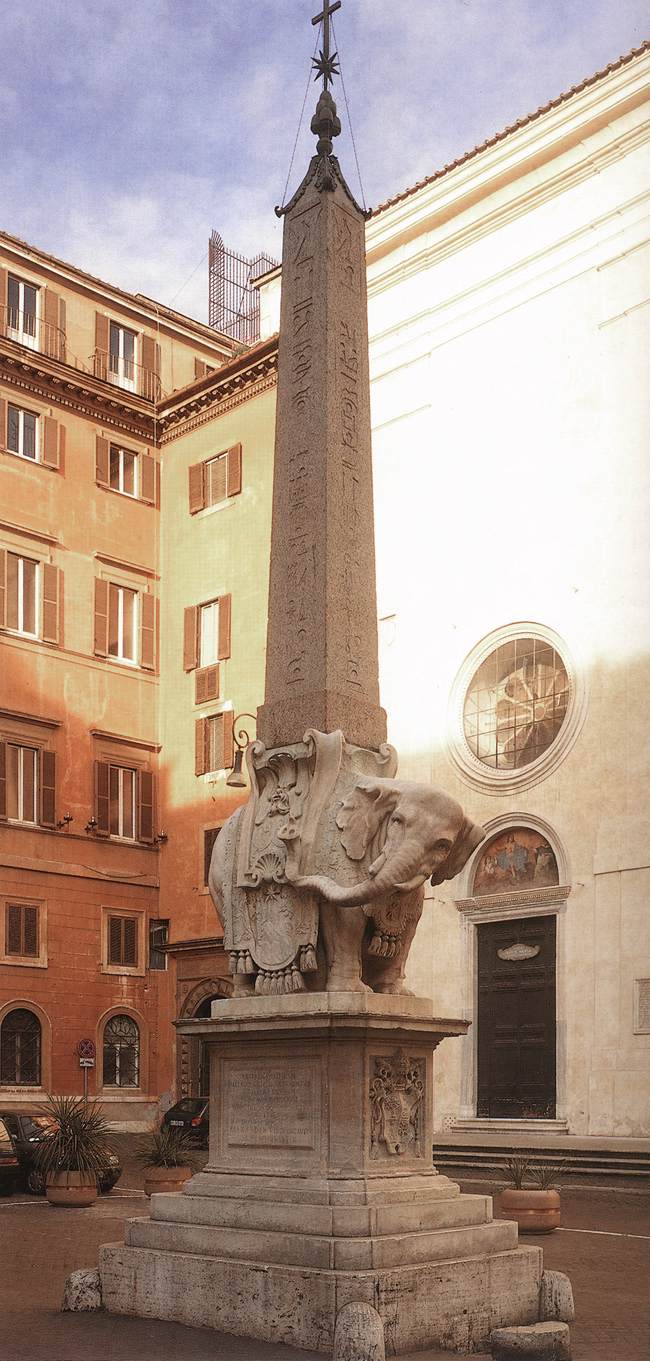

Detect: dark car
[162, 1097, 209, 1146]
[0, 1111, 122, 1195]
[0, 1117, 20, 1195]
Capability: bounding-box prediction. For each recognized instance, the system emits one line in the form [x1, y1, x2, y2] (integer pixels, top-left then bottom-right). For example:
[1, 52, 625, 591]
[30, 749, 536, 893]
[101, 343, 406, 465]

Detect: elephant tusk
[369, 849, 387, 878]
[394, 872, 428, 893]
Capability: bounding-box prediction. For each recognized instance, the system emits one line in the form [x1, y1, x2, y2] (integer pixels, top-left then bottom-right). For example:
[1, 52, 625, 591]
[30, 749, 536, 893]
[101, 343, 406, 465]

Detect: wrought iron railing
[91, 350, 161, 402]
[0, 304, 66, 362]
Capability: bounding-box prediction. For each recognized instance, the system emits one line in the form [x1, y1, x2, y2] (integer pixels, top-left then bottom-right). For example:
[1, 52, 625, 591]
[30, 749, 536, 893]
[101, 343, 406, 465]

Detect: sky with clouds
[1, 0, 647, 322]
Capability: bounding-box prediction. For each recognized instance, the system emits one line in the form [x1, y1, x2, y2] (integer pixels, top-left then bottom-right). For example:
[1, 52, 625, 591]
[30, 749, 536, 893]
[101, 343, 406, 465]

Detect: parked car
[162, 1097, 209, 1146]
[0, 1111, 122, 1195]
[0, 1117, 20, 1195]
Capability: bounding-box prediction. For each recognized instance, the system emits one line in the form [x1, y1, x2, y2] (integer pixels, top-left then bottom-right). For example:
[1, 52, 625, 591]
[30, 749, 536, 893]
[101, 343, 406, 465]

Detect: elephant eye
[433, 838, 452, 854]
[390, 814, 403, 826]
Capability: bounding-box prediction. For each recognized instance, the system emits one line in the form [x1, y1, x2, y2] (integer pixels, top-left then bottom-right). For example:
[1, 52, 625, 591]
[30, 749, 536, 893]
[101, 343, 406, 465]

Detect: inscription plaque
[225, 1059, 318, 1150]
[635, 978, 650, 1034]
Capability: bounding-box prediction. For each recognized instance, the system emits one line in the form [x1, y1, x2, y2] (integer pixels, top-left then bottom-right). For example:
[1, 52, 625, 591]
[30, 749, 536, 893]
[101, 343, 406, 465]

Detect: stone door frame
[454, 813, 571, 1130]
[177, 977, 233, 1099]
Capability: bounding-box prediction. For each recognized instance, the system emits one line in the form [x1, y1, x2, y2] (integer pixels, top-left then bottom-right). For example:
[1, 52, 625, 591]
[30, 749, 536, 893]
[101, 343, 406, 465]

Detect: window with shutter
[0, 1009, 41, 1085]
[6, 404, 39, 461]
[41, 565, 61, 646]
[6, 744, 38, 823]
[195, 664, 220, 705]
[203, 827, 222, 886]
[148, 919, 169, 970]
[42, 416, 63, 471]
[137, 769, 155, 843]
[3, 900, 44, 965]
[107, 915, 139, 968]
[140, 594, 156, 672]
[102, 1014, 139, 1087]
[6, 553, 39, 637]
[39, 749, 56, 827]
[107, 765, 137, 839]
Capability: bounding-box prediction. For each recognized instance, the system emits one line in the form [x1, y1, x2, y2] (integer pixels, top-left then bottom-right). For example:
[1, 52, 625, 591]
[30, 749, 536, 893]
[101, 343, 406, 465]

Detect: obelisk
[98, 9, 549, 1351]
[257, 22, 386, 751]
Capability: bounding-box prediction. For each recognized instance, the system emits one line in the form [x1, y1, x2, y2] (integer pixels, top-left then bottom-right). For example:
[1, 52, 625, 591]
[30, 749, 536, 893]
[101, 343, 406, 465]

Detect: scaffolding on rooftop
[208, 232, 278, 345]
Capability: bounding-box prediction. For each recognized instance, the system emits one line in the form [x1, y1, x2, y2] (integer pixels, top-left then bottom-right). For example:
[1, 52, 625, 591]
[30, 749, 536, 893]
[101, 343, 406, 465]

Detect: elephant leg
[368, 891, 424, 995]
[320, 904, 368, 993]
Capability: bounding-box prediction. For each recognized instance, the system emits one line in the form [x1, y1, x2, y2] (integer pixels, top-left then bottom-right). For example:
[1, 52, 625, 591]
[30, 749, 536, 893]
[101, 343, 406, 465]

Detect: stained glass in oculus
[463, 638, 569, 769]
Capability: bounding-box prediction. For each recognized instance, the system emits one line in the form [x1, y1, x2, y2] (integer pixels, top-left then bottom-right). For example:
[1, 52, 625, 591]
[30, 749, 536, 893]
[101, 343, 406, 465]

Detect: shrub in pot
[136, 1123, 197, 1196]
[35, 1095, 112, 1207]
[499, 1155, 564, 1234]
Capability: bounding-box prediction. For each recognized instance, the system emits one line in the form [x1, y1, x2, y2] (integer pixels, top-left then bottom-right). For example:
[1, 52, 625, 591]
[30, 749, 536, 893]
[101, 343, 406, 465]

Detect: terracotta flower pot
[143, 1164, 192, 1197]
[499, 1187, 561, 1233]
[45, 1171, 98, 1208]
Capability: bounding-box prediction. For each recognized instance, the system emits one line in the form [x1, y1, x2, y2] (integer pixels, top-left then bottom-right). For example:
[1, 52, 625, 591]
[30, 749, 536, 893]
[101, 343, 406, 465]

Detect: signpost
[77, 1039, 96, 1100]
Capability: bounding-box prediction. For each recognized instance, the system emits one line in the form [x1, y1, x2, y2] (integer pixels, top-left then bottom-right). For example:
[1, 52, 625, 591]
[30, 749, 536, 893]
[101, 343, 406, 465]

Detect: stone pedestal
[99, 996, 542, 1354]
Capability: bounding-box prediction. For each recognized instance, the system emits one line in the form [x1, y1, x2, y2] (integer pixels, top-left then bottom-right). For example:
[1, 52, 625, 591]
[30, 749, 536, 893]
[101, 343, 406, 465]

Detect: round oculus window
[463, 637, 569, 771]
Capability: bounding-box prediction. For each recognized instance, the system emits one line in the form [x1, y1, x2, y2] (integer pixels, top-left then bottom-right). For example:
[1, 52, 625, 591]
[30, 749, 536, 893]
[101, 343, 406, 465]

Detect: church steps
[433, 1142, 650, 1180]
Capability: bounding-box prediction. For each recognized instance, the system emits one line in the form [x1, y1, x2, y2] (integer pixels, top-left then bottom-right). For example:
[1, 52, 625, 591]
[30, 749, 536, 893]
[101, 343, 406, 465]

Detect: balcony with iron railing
[1, 303, 66, 363]
[91, 350, 161, 402]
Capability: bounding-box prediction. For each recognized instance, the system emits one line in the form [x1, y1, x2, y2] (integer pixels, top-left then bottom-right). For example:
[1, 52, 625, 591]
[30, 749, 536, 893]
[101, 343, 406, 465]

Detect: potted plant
[35, 1095, 112, 1208]
[498, 1155, 564, 1233]
[135, 1123, 197, 1196]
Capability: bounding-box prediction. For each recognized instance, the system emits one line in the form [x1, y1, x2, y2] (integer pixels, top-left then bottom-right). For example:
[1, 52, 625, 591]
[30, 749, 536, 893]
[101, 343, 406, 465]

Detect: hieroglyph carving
[369, 1049, 424, 1158]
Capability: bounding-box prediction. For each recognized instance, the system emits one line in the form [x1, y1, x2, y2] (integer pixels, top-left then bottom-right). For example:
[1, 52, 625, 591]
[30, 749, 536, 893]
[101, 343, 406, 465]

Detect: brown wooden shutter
[195, 664, 220, 705]
[188, 462, 205, 514]
[95, 760, 110, 835]
[43, 289, 60, 359]
[95, 435, 109, 486]
[217, 593, 232, 660]
[0, 549, 6, 630]
[108, 916, 122, 965]
[140, 336, 160, 398]
[42, 416, 61, 470]
[223, 715, 234, 773]
[95, 314, 109, 379]
[138, 770, 155, 844]
[194, 358, 207, 381]
[23, 906, 39, 957]
[0, 267, 7, 335]
[41, 564, 61, 645]
[183, 605, 199, 671]
[0, 398, 6, 449]
[140, 592, 156, 671]
[123, 917, 137, 966]
[227, 443, 242, 498]
[140, 452, 156, 504]
[195, 718, 208, 776]
[6, 904, 22, 955]
[94, 579, 109, 655]
[0, 740, 6, 820]
[39, 749, 56, 828]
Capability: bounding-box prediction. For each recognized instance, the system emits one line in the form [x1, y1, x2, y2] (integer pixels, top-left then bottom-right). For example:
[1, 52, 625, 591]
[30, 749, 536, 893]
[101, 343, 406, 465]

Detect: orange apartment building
[0, 231, 240, 1125]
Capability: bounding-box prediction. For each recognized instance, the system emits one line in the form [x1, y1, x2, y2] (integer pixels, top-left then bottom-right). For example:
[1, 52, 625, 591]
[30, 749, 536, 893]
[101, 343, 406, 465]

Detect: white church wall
[367, 51, 650, 1137]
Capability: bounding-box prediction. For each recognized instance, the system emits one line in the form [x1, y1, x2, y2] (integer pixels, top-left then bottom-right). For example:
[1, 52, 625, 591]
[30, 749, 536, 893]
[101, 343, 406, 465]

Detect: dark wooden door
[477, 915, 556, 1119]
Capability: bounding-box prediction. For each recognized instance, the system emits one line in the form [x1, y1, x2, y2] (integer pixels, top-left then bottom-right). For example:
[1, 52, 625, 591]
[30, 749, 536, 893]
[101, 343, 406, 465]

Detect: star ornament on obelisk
[311, 0, 341, 88]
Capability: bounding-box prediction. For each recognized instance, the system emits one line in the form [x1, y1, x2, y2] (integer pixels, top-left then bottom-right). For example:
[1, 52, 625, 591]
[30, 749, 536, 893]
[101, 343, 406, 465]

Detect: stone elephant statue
[290, 776, 485, 994]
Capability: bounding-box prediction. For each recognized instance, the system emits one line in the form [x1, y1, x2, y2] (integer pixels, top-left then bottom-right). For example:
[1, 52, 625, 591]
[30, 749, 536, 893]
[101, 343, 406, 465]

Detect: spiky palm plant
[503, 1154, 532, 1188]
[135, 1123, 198, 1170]
[530, 1160, 567, 1190]
[34, 1095, 112, 1179]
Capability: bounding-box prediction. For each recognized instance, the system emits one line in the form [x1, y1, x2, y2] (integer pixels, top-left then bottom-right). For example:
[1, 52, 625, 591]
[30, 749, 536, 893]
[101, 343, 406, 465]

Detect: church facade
[1, 43, 648, 1137]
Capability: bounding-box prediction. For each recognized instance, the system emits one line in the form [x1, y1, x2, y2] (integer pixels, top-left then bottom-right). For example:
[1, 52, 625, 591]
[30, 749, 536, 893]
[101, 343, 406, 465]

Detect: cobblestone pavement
[0, 1155, 647, 1361]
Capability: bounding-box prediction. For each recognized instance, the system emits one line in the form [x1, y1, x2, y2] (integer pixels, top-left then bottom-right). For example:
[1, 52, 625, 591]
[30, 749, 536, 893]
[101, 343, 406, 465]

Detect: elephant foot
[326, 974, 370, 995]
[372, 979, 414, 996]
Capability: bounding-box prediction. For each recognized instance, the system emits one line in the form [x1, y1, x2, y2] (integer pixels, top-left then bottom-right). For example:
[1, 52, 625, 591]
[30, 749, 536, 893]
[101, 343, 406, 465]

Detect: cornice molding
[366, 49, 650, 260]
[94, 551, 158, 579]
[367, 117, 650, 300]
[0, 518, 60, 546]
[455, 884, 572, 917]
[90, 728, 161, 752]
[0, 344, 157, 441]
[0, 707, 61, 730]
[160, 360, 278, 442]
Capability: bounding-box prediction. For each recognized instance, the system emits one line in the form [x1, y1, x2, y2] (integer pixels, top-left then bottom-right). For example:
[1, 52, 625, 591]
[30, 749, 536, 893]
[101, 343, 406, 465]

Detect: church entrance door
[477, 915, 556, 1119]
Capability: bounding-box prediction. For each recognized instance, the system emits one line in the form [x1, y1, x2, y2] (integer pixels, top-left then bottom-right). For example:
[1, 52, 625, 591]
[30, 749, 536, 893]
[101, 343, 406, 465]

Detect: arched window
[103, 1014, 139, 1088]
[0, 1008, 41, 1085]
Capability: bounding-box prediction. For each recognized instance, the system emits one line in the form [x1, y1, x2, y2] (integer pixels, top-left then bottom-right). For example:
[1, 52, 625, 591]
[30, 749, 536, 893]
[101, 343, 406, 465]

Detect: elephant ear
[336, 780, 397, 861]
[430, 817, 486, 886]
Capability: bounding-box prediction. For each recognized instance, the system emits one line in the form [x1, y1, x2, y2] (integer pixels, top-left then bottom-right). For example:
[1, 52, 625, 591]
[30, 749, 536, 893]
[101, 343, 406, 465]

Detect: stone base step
[124, 1211, 517, 1270]
[151, 1189, 493, 1238]
[185, 1168, 461, 1205]
[100, 1240, 543, 1355]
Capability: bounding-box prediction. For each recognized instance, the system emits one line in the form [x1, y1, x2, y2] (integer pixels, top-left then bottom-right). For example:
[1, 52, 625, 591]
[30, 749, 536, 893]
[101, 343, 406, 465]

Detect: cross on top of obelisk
[311, 0, 341, 90]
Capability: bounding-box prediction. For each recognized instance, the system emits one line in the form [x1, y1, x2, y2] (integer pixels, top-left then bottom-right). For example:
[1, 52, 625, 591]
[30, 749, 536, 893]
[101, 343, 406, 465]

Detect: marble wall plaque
[223, 1057, 319, 1151]
[634, 978, 650, 1034]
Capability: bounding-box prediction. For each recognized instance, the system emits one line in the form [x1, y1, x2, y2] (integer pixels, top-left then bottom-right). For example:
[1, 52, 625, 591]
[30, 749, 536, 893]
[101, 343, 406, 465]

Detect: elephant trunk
[292, 843, 425, 908]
